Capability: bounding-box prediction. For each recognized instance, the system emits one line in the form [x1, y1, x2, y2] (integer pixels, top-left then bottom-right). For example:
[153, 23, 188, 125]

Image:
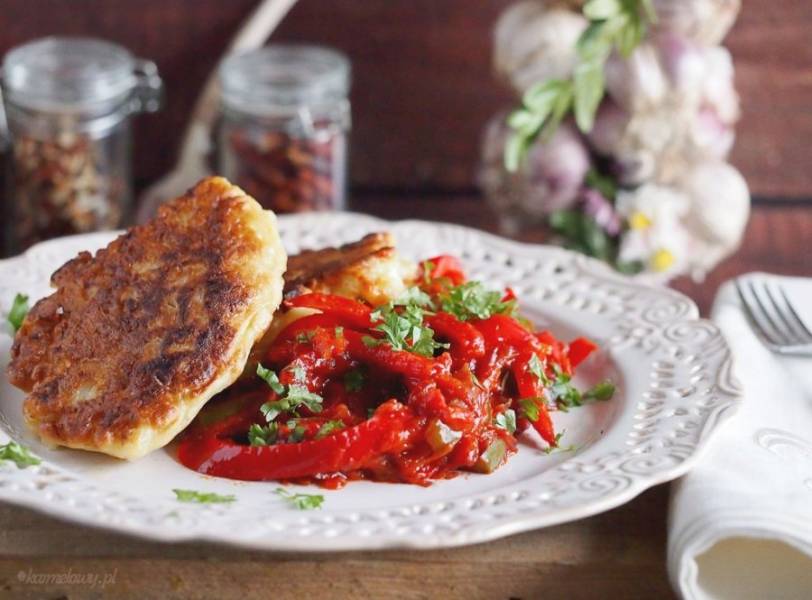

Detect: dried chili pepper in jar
[218, 45, 350, 213]
[0, 37, 162, 254]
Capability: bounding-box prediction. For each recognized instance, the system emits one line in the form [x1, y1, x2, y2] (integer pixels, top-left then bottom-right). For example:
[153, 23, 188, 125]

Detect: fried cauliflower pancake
[8, 177, 286, 459]
[283, 232, 417, 306]
[243, 233, 417, 376]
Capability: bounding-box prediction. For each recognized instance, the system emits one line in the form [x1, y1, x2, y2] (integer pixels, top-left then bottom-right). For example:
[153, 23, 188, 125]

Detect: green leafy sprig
[275, 487, 324, 510]
[363, 288, 447, 357]
[505, 0, 655, 171]
[173, 489, 236, 504]
[6, 293, 29, 333]
[0, 441, 40, 468]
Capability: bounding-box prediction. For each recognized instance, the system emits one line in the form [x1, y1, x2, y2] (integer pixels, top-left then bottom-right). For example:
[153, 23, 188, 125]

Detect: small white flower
[616, 184, 690, 274]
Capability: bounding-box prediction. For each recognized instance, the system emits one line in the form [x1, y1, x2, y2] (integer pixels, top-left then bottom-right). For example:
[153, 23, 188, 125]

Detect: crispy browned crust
[283, 232, 395, 297]
[8, 177, 286, 458]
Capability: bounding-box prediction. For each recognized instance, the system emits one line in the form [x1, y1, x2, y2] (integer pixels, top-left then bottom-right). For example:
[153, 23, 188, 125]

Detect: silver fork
[735, 276, 812, 355]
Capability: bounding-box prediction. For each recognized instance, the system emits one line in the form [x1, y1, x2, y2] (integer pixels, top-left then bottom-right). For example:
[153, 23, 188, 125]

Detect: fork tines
[735, 276, 812, 355]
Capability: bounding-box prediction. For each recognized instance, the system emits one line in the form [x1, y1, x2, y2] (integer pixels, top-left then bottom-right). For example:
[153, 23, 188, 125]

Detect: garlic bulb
[604, 43, 668, 112]
[478, 114, 589, 225]
[652, 0, 741, 46]
[679, 161, 750, 278]
[493, 2, 587, 95]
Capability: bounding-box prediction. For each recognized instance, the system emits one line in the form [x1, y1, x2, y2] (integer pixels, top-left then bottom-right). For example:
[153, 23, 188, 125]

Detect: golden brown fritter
[8, 177, 287, 459]
[283, 232, 417, 306]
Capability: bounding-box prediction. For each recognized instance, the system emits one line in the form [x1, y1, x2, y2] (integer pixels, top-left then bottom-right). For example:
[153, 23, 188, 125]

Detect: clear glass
[1, 37, 161, 253]
[217, 45, 351, 213]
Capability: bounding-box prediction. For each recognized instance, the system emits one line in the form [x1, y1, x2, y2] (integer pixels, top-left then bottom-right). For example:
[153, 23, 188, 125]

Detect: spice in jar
[218, 45, 351, 213]
[226, 126, 346, 213]
[1, 37, 161, 254]
[10, 132, 124, 248]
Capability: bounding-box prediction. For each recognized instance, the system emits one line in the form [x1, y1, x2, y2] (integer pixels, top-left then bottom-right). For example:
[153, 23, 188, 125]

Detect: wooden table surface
[1, 195, 810, 600]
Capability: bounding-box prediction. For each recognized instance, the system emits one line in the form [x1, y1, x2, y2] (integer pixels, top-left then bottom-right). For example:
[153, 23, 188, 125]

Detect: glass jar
[217, 45, 351, 213]
[0, 37, 162, 253]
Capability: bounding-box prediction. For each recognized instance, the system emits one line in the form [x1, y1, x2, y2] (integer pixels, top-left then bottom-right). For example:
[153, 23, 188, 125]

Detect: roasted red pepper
[177, 256, 607, 487]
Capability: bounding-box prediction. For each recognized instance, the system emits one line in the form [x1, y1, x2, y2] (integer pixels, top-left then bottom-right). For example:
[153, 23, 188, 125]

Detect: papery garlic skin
[605, 44, 669, 112]
[493, 2, 587, 95]
[679, 161, 750, 279]
[479, 114, 589, 227]
[651, 0, 741, 46]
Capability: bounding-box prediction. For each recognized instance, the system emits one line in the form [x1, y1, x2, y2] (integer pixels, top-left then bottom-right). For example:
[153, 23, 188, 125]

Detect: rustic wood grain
[0, 0, 810, 198]
[0, 486, 674, 600]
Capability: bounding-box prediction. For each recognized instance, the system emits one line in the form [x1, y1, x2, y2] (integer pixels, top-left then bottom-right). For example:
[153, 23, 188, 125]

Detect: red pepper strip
[568, 337, 597, 368]
[178, 400, 419, 481]
[343, 330, 433, 382]
[425, 312, 485, 362]
[536, 330, 572, 374]
[284, 293, 372, 329]
[475, 345, 518, 393]
[422, 255, 466, 285]
[512, 353, 556, 445]
[269, 313, 357, 348]
[476, 314, 543, 354]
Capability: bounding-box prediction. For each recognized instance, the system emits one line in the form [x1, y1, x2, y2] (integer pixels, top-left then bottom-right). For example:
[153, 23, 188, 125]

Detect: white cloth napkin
[668, 274, 812, 599]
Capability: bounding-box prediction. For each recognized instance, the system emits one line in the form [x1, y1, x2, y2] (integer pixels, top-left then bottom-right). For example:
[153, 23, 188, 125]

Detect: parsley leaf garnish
[527, 353, 550, 386]
[173, 489, 236, 504]
[248, 422, 278, 446]
[256, 364, 285, 394]
[365, 290, 447, 357]
[584, 380, 616, 401]
[315, 420, 345, 439]
[421, 260, 436, 284]
[542, 431, 578, 454]
[440, 281, 516, 321]
[548, 367, 615, 411]
[7, 293, 29, 333]
[0, 441, 40, 468]
[275, 487, 324, 510]
[256, 363, 323, 422]
[518, 397, 542, 422]
[494, 409, 517, 434]
[344, 369, 364, 392]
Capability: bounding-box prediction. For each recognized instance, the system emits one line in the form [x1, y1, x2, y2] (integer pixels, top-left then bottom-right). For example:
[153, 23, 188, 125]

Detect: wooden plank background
[1, 0, 811, 199]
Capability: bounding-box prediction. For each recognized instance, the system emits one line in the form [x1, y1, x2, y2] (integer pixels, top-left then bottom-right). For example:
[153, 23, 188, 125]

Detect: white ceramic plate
[0, 213, 741, 551]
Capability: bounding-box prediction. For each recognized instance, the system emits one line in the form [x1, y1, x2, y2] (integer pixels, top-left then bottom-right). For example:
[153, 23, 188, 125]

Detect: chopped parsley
[584, 380, 616, 402]
[7, 293, 29, 333]
[527, 353, 550, 386]
[334, 326, 344, 339]
[256, 364, 285, 394]
[256, 363, 323, 422]
[364, 290, 447, 357]
[542, 431, 578, 454]
[315, 420, 345, 439]
[296, 331, 314, 344]
[440, 281, 516, 321]
[173, 489, 236, 504]
[421, 260, 436, 284]
[549, 367, 615, 411]
[494, 409, 517, 434]
[288, 421, 306, 443]
[343, 369, 365, 392]
[0, 441, 40, 468]
[275, 487, 324, 510]
[518, 397, 542, 422]
[248, 422, 278, 446]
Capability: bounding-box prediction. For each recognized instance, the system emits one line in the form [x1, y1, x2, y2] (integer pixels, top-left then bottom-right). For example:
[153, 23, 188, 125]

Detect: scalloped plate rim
[0, 213, 742, 551]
